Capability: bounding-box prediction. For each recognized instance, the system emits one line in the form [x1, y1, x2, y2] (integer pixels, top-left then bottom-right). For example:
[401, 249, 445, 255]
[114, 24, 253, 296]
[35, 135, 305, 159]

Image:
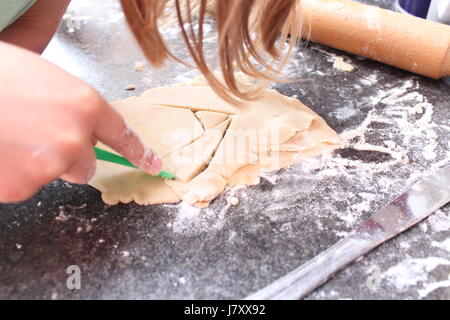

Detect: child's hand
[0, 42, 162, 203]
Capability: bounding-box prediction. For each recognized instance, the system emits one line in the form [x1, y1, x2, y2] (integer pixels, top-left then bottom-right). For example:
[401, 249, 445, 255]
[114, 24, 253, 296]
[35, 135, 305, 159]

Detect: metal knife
[246, 164, 450, 300]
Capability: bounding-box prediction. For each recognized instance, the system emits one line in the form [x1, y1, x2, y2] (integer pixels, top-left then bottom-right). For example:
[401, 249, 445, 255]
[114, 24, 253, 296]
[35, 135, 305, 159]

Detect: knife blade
[246, 164, 450, 300]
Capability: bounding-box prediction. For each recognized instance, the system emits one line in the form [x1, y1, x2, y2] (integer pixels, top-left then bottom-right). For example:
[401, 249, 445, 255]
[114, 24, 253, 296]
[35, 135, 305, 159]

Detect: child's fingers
[0, 148, 45, 202]
[93, 100, 163, 175]
[60, 144, 96, 184]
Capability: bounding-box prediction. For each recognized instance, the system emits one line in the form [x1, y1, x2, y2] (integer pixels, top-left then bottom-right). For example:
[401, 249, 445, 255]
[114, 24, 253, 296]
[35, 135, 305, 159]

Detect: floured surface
[89, 77, 342, 207]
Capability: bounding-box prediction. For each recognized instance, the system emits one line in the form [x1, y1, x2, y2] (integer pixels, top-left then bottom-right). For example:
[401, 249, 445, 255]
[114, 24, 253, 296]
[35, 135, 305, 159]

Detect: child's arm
[0, 41, 162, 203]
[0, 0, 71, 53]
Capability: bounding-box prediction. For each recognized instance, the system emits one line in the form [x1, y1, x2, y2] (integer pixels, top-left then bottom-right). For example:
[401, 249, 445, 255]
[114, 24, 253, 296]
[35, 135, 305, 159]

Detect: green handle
[94, 147, 175, 180]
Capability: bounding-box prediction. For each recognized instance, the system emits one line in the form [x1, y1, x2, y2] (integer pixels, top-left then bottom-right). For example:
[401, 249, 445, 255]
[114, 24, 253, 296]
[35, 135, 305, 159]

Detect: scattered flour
[427, 210, 450, 232]
[171, 202, 203, 234]
[170, 200, 233, 234]
[55, 207, 70, 222]
[330, 105, 359, 120]
[418, 277, 450, 298]
[432, 239, 450, 252]
[359, 73, 378, 86]
[382, 257, 450, 291]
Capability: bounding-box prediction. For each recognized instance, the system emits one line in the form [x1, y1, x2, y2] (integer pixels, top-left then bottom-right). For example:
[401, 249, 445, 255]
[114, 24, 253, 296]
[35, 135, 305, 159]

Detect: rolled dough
[89, 77, 342, 207]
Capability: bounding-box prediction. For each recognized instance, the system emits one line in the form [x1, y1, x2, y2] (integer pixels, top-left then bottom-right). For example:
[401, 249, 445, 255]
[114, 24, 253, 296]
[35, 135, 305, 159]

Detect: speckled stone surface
[0, 0, 449, 300]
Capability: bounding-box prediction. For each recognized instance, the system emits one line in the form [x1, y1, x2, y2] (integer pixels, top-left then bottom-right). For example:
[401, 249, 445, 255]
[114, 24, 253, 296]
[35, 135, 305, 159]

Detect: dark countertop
[0, 0, 449, 300]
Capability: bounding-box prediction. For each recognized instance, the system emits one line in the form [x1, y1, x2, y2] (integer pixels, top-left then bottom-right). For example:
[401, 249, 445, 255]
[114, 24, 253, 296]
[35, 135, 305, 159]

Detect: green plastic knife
[94, 147, 175, 180]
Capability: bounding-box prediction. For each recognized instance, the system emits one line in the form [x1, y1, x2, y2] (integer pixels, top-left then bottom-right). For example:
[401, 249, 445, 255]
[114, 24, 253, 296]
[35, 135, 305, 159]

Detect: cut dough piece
[278, 118, 342, 152]
[90, 162, 180, 205]
[107, 101, 204, 157]
[226, 152, 298, 187]
[164, 119, 231, 183]
[166, 170, 228, 206]
[226, 112, 310, 152]
[89, 76, 342, 207]
[195, 111, 229, 129]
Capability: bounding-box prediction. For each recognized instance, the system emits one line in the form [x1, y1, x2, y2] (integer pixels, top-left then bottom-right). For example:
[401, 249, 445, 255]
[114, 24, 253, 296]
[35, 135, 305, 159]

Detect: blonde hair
[120, 0, 301, 103]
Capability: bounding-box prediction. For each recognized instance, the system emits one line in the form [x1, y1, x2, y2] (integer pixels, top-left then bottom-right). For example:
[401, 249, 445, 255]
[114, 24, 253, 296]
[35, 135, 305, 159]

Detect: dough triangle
[195, 111, 229, 129]
[164, 119, 231, 183]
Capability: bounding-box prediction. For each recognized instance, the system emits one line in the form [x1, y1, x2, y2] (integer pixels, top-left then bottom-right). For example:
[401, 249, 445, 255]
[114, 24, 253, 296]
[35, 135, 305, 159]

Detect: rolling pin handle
[299, 0, 450, 79]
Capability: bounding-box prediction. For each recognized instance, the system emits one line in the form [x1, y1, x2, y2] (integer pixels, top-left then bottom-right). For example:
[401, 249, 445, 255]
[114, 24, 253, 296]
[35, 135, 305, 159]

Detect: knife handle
[300, 0, 450, 79]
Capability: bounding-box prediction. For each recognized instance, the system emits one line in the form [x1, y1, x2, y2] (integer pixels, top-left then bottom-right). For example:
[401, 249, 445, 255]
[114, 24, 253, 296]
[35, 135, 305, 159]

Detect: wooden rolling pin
[300, 0, 450, 79]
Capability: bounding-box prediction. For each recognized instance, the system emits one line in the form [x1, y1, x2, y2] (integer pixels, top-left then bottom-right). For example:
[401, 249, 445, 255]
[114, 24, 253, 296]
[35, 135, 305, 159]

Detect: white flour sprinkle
[360, 73, 378, 86]
[171, 202, 203, 234]
[55, 207, 70, 222]
[382, 257, 450, 291]
[171, 201, 231, 234]
[423, 143, 438, 160]
[418, 277, 450, 298]
[431, 239, 450, 252]
[427, 210, 450, 233]
[330, 105, 359, 120]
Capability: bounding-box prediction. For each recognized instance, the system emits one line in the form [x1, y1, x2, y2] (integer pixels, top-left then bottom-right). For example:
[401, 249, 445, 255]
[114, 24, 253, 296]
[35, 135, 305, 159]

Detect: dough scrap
[333, 56, 355, 72]
[89, 77, 342, 207]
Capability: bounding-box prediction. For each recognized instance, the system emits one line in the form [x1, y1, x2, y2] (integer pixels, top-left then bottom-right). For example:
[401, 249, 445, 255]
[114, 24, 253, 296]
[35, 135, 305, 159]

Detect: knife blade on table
[246, 164, 450, 300]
